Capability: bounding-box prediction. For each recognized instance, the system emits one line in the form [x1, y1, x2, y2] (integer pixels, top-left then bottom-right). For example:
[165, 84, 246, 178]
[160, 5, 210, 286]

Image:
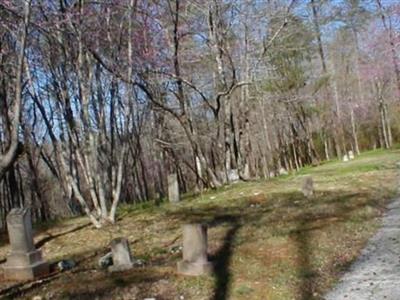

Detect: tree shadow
[0, 187, 389, 299]
[0, 245, 166, 300]
[35, 222, 91, 249]
[0, 223, 91, 265]
[62, 269, 166, 300]
[286, 190, 388, 300]
[170, 188, 386, 299]
[210, 221, 241, 300]
[291, 218, 316, 300]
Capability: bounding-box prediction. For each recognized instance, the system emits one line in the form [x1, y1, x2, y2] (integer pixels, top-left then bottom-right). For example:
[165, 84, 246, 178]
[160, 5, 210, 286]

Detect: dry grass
[0, 149, 399, 300]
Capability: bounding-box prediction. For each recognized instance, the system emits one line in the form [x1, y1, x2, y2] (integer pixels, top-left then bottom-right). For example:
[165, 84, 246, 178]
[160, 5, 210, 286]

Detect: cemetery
[0, 149, 398, 299]
[1, 1, 400, 299]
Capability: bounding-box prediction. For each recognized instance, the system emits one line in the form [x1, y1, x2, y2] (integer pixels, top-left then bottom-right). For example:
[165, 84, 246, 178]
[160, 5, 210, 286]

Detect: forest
[0, 0, 399, 228]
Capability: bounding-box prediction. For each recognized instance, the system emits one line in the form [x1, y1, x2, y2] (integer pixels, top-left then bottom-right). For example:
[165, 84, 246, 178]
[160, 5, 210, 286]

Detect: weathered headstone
[168, 173, 180, 203]
[243, 164, 250, 179]
[348, 151, 355, 160]
[343, 154, 349, 162]
[2, 208, 49, 281]
[228, 169, 239, 182]
[177, 224, 212, 276]
[279, 167, 288, 175]
[302, 176, 314, 198]
[108, 238, 133, 272]
[195, 156, 202, 178]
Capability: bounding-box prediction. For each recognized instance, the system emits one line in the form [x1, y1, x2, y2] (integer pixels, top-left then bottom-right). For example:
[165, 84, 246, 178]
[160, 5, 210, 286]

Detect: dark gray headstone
[302, 176, 314, 198]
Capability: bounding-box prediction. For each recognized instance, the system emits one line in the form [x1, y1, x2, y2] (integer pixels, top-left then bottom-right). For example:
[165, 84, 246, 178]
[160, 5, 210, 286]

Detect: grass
[0, 149, 399, 300]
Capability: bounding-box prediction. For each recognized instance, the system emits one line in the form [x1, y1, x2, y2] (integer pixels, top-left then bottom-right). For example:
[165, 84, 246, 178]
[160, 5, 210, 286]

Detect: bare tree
[0, 0, 30, 180]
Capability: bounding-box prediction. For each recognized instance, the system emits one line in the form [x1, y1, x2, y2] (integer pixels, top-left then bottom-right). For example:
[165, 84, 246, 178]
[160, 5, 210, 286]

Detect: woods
[0, 0, 399, 228]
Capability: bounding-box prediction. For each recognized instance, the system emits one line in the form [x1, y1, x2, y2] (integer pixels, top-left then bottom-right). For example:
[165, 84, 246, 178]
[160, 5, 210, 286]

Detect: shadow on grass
[61, 270, 166, 300]
[210, 220, 241, 300]
[0, 223, 91, 264]
[0, 245, 166, 300]
[169, 188, 388, 299]
[0, 187, 389, 300]
[35, 222, 91, 249]
[286, 190, 389, 300]
[0, 223, 93, 266]
[291, 218, 316, 300]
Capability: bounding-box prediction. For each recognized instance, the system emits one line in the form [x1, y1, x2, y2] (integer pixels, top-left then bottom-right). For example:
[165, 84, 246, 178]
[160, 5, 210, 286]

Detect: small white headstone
[348, 151, 354, 160]
[228, 169, 239, 182]
[279, 168, 288, 175]
[343, 154, 349, 162]
[195, 156, 202, 178]
[243, 163, 250, 179]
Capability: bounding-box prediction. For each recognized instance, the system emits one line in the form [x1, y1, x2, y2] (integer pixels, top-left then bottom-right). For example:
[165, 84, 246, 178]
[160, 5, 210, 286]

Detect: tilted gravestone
[168, 173, 180, 203]
[343, 154, 349, 162]
[177, 224, 212, 276]
[108, 237, 133, 272]
[348, 151, 355, 160]
[302, 176, 314, 198]
[3, 208, 49, 281]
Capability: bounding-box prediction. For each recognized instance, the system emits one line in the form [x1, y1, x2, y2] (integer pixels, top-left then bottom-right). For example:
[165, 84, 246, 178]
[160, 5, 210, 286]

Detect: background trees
[0, 0, 399, 228]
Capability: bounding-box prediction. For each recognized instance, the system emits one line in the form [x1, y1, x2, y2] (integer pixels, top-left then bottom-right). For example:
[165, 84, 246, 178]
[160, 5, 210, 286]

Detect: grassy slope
[0, 149, 399, 300]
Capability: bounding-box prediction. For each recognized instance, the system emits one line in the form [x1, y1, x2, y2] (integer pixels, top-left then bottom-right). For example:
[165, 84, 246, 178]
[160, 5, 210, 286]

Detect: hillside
[0, 149, 399, 300]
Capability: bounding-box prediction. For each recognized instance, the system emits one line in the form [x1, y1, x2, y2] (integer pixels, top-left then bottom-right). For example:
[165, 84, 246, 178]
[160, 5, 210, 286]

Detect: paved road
[324, 198, 400, 300]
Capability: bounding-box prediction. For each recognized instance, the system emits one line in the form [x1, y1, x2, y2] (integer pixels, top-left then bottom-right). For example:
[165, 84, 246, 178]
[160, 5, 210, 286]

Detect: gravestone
[195, 156, 202, 178]
[243, 163, 250, 179]
[168, 173, 180, 203]
[348, 151, 355, 160]
[177, 224, 212, 276]
[108, 238, 133, 272]
[228, 169, 239, 182]
[2, 208, 49, 281]
[343, 154, 349, 162]
[302, 176, 314, 198]
[279, 168, 288, 175]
